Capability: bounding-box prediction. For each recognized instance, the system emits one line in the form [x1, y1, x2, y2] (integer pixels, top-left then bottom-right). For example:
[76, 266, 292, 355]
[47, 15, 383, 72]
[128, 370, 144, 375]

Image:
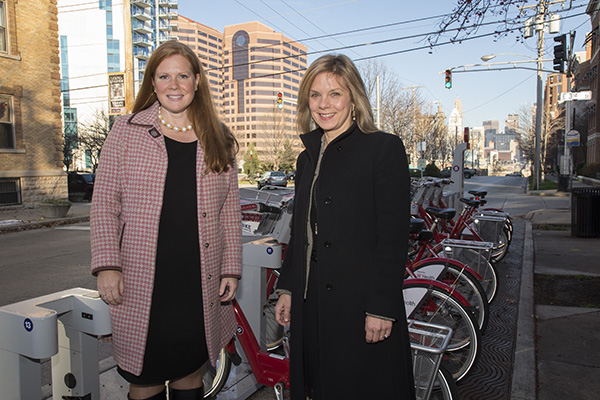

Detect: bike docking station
[0, 287, 111, 400]
[217, 236, 284, 399]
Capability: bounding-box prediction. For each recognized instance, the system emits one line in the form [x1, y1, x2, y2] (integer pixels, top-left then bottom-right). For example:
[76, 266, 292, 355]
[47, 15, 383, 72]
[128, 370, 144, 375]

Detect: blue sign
[567, 130, 580, 147]
[24, 318, 33, 332]
[266, 247, 274, 255]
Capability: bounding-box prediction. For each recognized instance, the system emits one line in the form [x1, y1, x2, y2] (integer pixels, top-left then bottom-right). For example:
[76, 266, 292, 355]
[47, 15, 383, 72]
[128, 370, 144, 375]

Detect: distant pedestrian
[90, 41, 242, 400]
[275, 54, 415, 399]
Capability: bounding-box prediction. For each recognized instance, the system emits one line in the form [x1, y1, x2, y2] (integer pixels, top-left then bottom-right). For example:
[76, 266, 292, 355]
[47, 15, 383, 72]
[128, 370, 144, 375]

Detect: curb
[0, 216, 90, 234]
[510, 221, 536, 399]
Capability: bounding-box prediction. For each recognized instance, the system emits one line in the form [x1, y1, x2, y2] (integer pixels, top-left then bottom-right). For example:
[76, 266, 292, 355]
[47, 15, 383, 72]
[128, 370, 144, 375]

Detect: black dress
[118, 136, 208, 384]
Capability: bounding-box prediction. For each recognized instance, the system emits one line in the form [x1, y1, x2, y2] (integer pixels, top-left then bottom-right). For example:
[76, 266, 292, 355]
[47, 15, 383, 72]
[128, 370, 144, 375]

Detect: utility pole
[534, 0, 546, 191]
[375, 76, 381, 129]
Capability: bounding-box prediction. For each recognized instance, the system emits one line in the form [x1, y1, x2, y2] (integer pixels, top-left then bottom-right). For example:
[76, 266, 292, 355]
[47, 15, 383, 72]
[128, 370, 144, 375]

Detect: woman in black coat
[275, 54, 415, 399]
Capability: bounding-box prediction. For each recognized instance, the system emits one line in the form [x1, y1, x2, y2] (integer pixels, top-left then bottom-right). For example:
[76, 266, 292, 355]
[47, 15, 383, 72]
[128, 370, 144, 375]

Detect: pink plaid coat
[90, 102, 242, 375]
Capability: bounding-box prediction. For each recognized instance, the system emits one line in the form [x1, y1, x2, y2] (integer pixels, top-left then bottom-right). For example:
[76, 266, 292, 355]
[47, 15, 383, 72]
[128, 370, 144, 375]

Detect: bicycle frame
[228, 299, 290, 398]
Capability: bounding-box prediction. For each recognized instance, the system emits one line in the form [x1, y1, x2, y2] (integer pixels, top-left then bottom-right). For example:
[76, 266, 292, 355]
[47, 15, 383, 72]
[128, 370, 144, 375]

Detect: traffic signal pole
[534, 1, 545, 191]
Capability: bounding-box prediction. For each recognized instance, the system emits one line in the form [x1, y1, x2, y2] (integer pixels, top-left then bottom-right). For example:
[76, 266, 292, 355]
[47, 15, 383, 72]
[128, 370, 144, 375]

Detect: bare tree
[78, 109, 111, 172]
[516, 103, 564, 170]
[62, 129, 79, 172]
[426, 0, 528, 47]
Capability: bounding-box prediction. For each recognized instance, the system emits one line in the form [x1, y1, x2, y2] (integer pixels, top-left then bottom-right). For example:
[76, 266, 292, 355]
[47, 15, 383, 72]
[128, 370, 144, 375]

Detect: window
[0, 1, 7, 52]
[0, 95, 14, 148]
[0, 178, 21, 205]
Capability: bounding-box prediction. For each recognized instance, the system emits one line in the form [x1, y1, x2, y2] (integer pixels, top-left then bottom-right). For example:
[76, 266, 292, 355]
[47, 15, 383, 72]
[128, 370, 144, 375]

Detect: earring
[352, 106, 356, 121]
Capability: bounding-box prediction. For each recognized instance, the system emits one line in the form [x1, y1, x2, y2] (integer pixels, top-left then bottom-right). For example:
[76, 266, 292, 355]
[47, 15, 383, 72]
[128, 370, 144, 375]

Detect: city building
[57, 0, 180, 171]
[448, 98, 463, 149]
[177, 15, 224, 112]
[573, 0, 600, 165]
[222, 21, 307, 170]
[483, 120, 499, 148]
[1, 0, 67, 205]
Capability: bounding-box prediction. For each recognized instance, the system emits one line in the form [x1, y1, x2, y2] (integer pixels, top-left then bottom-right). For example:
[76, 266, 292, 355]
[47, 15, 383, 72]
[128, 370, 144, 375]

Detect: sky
[177, 0, 591, 132]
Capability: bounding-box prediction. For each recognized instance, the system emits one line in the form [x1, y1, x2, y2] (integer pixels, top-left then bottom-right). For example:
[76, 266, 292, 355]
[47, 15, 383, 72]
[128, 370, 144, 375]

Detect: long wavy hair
[133, 41, 237, 173]
[297, 54, 378, 134]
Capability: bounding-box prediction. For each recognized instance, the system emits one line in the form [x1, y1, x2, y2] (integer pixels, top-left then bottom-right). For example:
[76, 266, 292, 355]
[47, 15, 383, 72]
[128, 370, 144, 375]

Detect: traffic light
[276, 92, 283, 109]
[445, 69, 452, 89]
[553, 34, 567, 74]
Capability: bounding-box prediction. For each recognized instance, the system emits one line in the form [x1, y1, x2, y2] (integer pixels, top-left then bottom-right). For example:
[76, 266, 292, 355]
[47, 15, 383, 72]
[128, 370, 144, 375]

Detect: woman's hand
[365, 315, 393, 343]
[97, 270, 124, 305]
[219, 277, 239, 302]
[275, 294, 291, 327]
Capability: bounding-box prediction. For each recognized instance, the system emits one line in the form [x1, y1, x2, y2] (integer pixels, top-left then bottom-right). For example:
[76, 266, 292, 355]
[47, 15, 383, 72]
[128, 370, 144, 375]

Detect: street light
[481, 53, 536, 62]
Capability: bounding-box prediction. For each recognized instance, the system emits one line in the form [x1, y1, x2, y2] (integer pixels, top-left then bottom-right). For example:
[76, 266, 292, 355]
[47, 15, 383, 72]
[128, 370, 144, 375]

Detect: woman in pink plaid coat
[91, 41, 242, 400]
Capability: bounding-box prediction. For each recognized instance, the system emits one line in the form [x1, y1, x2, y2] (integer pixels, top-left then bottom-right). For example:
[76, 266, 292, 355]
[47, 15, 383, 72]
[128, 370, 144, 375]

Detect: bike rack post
[0, 288, 111, 400]
[448, 142, 468, 200]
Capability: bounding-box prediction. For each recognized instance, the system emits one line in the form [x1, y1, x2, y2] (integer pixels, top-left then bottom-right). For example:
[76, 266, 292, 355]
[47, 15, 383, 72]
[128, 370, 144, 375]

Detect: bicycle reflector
[445, 70, 452, 89]
[277, 92, 283, 109]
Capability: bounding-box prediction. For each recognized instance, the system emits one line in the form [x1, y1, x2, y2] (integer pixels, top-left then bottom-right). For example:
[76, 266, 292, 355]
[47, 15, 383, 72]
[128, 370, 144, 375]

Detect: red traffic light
[276, 92, 283, 109]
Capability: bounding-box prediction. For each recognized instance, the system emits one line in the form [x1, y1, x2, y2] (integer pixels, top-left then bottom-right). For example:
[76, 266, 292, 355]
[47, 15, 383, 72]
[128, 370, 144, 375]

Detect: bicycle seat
[468, 190, 487, 198]
[410, 218, 425, 233]
[460, 198, 480, 208]
[425, 207, 456, 220]
[417, 230, 434, 242]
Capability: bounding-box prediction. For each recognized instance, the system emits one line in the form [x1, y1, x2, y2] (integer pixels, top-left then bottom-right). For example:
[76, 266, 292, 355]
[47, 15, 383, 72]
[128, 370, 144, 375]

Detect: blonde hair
[297, 54, 378, 134]
[133, 41, 237, 173]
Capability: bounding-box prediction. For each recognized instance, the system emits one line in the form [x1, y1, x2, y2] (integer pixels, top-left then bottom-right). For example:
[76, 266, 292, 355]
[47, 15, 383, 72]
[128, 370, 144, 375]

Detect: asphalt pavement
[1, 177, 599, 399]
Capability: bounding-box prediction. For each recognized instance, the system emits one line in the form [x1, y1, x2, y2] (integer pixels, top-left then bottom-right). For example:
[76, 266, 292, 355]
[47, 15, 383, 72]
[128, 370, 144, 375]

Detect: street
[0, 224, 95, 307]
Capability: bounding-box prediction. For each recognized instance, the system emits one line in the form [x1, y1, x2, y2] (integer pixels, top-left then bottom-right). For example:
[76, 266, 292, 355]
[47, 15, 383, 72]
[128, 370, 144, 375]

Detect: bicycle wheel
[429, 365, 460, 400]
[490, 227, 510, 264]
[410, 260, 489, 333]
[202, 347, 232, 398]
[445, 247, 498, 303]
[404, 283, 481, 381]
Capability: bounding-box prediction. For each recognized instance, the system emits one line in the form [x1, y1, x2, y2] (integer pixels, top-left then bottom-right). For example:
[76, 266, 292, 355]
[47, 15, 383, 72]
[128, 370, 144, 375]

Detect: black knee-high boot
[168, 386, 204, 400]
[127, 388, 167, 400]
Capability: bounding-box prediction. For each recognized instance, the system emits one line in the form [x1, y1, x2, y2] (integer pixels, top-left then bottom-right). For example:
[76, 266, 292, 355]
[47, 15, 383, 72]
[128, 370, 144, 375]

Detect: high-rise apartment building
[222, 22, 307, 166]
[58, 0, 180, 170]
[448, 98, 463, 148]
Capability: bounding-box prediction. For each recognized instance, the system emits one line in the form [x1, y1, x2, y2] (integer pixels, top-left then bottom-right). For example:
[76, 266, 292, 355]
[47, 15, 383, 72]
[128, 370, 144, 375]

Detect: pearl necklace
[158, 107, 193, 132]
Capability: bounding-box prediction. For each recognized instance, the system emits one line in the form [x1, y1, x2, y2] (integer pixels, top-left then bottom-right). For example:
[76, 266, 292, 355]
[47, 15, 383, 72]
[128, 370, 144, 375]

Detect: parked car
[409, 168, 424, 178]
[506, 171, 523, 177]
[286, 171, 296, 181]
[441, 166, 476, 179]
[67, 172, 95, 201]
[257, 171, 287, 189]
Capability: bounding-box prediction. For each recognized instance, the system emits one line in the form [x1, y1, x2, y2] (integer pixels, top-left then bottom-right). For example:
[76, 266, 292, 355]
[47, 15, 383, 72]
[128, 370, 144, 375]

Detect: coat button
[202, 212, 207, 218]
[204, 243, 210, 248]
[337, 145, 342, 151]
[324, 241, 332, 248]
[207, 274, 212, 280]
[210, 302, 214, 307]
[326, 283, 333, 291]
[324, 197, 332, 205]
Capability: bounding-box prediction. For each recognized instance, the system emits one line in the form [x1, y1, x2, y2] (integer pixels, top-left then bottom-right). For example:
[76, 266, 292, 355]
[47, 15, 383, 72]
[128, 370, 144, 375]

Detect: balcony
[158, 20, 170, 31]
[134, 46, 150, 60]
[158, 0, 178, 8]
[133, 33, 152, 47]
[169, 10, 178, 19]
[132, 0, 152, 8]
[169, 20, 178, 31]
[132, 19, 152, 35]
[131, 7, 151, 21]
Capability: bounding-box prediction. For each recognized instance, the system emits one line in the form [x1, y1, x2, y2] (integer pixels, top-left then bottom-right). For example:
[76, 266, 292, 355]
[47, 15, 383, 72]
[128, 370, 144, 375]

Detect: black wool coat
[277, 123, 416, 399]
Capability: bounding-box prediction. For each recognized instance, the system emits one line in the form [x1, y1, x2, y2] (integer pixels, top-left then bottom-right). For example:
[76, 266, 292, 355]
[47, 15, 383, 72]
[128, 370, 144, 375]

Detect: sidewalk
[511, 183, 600, 400]
[0, 201, 91, 233]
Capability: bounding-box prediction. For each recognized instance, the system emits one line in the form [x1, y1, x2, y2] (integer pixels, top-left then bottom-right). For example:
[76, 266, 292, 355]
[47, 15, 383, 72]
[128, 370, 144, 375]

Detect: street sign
[559, 91, 592, 102]
[566, 129, 580, 146]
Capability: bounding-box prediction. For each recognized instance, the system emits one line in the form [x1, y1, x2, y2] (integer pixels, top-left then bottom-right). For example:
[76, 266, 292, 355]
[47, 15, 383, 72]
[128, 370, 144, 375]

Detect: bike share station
[0, 288, 111, 400]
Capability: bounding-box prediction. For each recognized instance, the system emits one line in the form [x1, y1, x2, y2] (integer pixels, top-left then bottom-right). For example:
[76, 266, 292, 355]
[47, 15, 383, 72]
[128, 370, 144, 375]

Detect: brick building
[0, 0, 66, 206]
